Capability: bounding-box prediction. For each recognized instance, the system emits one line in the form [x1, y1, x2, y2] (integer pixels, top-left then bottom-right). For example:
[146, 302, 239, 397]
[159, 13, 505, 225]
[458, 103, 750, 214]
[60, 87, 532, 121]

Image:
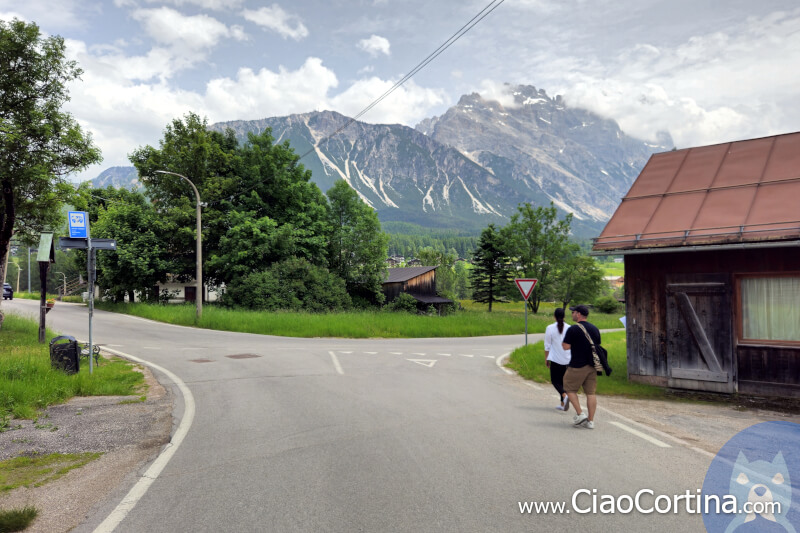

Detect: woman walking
[544, 308, 571, 411]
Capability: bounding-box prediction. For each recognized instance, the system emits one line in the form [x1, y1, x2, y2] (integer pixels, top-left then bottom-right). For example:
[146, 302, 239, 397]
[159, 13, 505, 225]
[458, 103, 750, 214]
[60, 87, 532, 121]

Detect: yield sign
[407, 359, 437, 368]
[515, 278, 538, 300]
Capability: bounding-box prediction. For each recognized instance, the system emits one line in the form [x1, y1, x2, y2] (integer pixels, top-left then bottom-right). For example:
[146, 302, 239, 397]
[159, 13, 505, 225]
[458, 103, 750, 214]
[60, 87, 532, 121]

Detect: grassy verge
[0, 314, 146, 420]
[11, 292, 82, 303]
[506, 331, 665, 398]
[0, 453, 102, 492]
[0, 505, 37, 532]
[93, 301, 626, 338]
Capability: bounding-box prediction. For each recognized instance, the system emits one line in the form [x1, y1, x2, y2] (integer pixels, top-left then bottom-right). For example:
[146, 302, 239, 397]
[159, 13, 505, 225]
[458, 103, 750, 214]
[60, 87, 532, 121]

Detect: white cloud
[477, 80, 519, 109]
[0, 0, 90, 29]
[330, 77, 447, 125]
[132, 7, 244, 56]
[357, 34, 390, 57]
[138, 0, 246, 9]
[204, 57, 339, 120]
[242, 5, 308, 40]
[549, 8, 800, 147]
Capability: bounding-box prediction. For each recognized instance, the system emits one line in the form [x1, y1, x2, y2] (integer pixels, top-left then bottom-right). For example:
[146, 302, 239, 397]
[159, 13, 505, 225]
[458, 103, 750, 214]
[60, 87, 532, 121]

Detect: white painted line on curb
[496, 353, 513, 375]
[329, 351, 344, 375]
[93, 347, 195, 533]
[609, 421, 671, 448]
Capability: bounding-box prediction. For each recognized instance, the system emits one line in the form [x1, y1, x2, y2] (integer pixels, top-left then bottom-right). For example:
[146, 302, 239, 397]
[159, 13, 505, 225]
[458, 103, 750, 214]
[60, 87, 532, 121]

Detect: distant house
[385, 256, 403, 267]
[594, 131, 800, 398]
[383, 266, 453, 313]
[603, 276, 625, 290]
[406, 258, 422, 267]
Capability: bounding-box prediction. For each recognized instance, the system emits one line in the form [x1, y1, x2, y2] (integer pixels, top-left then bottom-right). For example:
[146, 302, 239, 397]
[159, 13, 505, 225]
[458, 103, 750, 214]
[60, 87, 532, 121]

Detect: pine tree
[469, 224, 512, 312]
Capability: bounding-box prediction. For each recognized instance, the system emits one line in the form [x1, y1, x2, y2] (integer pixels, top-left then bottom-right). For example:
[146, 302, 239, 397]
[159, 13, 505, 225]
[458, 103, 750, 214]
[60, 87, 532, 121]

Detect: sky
[2, 0, 800, 183]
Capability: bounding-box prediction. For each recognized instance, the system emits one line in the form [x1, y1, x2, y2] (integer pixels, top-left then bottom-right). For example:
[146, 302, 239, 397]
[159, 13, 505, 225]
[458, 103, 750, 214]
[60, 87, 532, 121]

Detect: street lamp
[155, 170, 203, 321]
[54, 271, 67, 300]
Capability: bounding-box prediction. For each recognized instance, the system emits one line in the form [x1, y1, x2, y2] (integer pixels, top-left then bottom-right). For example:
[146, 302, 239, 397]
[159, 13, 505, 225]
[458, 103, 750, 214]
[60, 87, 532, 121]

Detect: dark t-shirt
[563, 320, 601, 368]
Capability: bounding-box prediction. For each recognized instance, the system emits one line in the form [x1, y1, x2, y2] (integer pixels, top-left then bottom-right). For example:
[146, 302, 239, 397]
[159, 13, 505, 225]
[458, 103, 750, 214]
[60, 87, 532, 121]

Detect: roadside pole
[514, 279, 538, 345]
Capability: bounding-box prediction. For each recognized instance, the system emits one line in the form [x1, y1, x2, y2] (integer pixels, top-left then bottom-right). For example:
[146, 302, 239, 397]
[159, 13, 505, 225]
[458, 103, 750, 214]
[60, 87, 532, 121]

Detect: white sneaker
[573, 412, 588, 426]
[561, 396, 569, 413]
[555, 405, 565, 411]
[585, 421, 595, 429]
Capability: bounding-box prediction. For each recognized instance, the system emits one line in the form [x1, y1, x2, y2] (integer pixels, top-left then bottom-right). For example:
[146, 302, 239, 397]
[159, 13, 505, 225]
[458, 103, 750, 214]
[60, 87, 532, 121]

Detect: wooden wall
[383, 271, 436, 302]
[625, 246, 800, 397]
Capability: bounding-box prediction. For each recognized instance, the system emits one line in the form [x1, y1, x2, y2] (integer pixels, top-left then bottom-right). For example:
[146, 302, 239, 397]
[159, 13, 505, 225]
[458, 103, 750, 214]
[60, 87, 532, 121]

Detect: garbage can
[50, 336, 79, 374]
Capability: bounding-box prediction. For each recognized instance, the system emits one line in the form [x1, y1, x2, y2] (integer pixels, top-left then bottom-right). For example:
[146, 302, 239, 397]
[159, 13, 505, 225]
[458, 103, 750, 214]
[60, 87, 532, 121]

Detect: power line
[296, 0, 505, 162]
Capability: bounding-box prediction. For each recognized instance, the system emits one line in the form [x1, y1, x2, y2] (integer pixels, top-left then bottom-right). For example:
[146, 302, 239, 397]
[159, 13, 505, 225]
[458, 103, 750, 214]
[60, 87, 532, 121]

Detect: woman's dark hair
[554, 307, 565, 334]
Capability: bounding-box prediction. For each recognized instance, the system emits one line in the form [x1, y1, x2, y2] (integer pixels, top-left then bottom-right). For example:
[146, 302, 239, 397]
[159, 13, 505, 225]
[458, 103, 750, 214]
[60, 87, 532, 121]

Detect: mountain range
[90, 84, 673, 237]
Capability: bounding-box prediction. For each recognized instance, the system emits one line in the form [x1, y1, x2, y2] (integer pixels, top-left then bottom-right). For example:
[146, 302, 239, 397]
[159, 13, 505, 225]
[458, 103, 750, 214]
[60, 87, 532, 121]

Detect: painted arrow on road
[407, 359, 437, 368]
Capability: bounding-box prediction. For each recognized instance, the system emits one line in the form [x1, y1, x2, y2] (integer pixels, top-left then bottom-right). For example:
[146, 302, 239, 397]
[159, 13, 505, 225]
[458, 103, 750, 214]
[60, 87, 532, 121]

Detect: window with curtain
[740, 276, 800, 343]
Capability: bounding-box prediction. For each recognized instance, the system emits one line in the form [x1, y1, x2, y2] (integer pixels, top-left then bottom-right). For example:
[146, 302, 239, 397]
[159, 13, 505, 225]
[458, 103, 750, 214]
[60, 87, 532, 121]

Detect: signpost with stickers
[59, 212, 117, 374]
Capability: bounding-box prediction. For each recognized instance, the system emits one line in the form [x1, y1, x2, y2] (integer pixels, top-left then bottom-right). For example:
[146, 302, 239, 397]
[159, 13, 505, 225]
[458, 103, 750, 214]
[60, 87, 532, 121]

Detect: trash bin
[50, 336, 79, 374]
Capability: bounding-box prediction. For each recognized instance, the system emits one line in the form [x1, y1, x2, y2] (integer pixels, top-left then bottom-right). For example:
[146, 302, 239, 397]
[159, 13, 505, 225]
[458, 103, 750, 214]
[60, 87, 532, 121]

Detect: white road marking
[412, 352, 426, 356]
[437, 353, 451, 356]
[459, 354, 474, 358]
[407, 359, 437, 368]
[92, 347, 195, 533]
[142, 346, 160, 349]
[496, 353, 513, 375]
[107, 344, 123, 347]
[364, 352, 377, 355]
[329, 351, 344, 375]
[339, 351, 353, 354]
[609, 421, 671, 448]
[525, 382, 542, 391]
[482, 355, 495, 359]
[390, 352, 403, 355]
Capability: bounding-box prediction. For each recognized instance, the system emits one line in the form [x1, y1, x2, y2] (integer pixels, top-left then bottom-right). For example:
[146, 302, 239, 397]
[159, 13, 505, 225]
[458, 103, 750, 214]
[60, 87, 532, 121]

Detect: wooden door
[666, 275, 734, 393]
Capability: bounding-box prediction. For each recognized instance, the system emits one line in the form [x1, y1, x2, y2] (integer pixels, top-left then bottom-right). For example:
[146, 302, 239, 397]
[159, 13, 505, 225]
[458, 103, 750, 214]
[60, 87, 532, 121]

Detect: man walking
[562, 304, 601, 429]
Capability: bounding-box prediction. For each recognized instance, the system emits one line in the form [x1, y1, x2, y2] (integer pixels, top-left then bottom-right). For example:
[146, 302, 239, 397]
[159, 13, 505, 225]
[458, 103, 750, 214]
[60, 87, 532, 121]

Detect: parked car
[2, 283, 12, 300]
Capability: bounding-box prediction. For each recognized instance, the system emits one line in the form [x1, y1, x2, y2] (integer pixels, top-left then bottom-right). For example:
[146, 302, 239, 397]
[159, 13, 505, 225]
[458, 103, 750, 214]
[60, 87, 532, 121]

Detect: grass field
[506, 331, 665, 398]
[11, 291, 83, 303]
[93, 300, 626, 338]
[0, 314, 146, 420]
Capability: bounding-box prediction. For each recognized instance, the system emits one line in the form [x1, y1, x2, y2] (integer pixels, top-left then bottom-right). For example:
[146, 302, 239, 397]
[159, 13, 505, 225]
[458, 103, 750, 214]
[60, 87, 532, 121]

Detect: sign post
[62, 213, 117, 374]
[514, 278, 538, 345]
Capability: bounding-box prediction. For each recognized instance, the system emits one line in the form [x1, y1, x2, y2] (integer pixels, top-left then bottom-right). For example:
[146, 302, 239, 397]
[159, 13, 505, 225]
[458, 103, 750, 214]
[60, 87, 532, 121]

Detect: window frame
[735, 272, 800, 347]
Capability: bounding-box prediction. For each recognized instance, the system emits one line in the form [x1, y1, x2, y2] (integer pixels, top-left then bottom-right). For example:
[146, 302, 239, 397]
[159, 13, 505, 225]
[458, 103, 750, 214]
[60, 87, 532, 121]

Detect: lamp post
[155, 170, 203, 321]
[54, 271, 67, 299]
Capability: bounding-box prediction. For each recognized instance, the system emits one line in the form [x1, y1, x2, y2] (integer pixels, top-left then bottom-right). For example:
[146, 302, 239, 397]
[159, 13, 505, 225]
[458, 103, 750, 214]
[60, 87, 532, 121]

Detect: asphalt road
[6, 299, 712, 532]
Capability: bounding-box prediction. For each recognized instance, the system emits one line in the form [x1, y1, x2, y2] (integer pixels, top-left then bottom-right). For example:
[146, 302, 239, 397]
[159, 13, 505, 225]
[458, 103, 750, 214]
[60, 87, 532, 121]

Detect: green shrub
[0, 505, 38, 532]
[594, 295, 620, 314]
[384, 293, 419, 313]
[222, 257, 351, 312]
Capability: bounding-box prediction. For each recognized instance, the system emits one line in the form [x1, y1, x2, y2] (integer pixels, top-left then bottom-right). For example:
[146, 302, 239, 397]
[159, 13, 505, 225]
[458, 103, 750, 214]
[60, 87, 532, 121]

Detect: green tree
[469, 224, 512, 312]
[90, 189, 172, 302]
[503, 203, 573, 313]
[416, 247, 457, 295]
[222, 257, 351, 312]
[326, 180, 388, 304]
[550, 253, 605, 309]
[0, 20, 101, 326]
[130, 113, 330, 289]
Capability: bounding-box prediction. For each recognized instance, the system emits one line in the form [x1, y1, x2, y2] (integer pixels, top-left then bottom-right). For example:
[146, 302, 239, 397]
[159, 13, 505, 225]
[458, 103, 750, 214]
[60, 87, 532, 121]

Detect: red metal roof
[594, 131, 800, 251]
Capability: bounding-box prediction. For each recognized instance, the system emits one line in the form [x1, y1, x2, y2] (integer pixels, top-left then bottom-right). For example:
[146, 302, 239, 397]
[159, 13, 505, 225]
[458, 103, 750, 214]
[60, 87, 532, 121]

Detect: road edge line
[92, 347, 196, 533]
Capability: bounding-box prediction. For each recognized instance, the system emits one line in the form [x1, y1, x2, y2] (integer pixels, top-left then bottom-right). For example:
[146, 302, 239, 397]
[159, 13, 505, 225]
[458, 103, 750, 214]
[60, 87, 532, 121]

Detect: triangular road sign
[407, 359, 437, 368]
[515, 278, 538, 300]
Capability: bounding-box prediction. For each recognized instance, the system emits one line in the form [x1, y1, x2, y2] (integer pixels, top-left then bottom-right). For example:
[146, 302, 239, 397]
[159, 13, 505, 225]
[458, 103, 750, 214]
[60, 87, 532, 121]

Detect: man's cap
[569, 304, 590, 316]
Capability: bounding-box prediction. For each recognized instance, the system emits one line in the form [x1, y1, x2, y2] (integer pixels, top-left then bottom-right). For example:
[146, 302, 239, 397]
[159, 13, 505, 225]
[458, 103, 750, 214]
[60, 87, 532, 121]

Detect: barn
[383, 266, 453, 313]
[593, 131, 800, 398]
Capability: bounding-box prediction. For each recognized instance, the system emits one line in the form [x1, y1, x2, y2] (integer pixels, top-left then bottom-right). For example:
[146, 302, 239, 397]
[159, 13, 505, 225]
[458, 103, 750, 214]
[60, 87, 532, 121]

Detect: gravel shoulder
[0, 365, 173, 533]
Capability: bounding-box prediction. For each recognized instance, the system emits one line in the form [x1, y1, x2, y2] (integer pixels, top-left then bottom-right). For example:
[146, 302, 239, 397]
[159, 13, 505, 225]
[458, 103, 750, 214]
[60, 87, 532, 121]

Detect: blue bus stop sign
[68, 211, 89, 238]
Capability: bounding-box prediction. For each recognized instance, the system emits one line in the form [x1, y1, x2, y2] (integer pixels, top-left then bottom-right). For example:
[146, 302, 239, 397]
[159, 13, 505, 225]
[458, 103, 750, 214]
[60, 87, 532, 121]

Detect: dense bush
[222, 257, 351, 312]
[384, 293, 419, 313]
[594, 295, 620, 314]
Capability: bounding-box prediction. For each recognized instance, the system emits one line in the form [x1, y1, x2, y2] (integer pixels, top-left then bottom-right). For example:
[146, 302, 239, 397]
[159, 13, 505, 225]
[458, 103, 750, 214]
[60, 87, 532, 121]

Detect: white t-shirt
[544, 321, 571, 365]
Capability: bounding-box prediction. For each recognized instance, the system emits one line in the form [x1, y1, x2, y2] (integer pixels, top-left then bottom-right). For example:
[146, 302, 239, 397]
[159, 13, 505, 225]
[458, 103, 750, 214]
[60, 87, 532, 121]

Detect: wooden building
[383, 266, 453, 312]
[594, 132, 800, 398]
